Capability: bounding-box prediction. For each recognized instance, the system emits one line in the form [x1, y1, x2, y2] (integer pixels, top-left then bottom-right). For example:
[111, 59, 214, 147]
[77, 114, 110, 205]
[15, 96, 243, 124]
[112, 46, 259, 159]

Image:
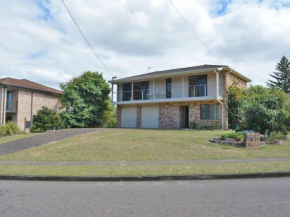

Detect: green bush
[215, 122, 221, 130]
[0, 122, 20, 136]
[200, 125, 214, 130]
[266, 132, 286, 141]
[221, 132, 244, 141]
[31, 106, 61, 133]
[189, 121, 198, 130]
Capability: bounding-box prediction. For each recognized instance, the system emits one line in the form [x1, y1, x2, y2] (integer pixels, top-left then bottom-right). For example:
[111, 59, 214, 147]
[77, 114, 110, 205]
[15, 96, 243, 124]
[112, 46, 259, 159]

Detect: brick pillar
[137, 105, 141, 128]
[244, 133, 260, 149]
[116, 105, 121, 128]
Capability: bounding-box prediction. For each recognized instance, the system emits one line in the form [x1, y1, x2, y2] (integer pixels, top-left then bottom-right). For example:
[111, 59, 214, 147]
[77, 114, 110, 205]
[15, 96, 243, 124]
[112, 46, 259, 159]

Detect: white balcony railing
[116, 85, 207, 102]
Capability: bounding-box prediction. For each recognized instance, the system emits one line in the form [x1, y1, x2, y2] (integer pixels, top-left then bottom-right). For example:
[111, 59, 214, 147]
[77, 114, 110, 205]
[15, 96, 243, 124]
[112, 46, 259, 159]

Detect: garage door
[121, 107, 137, 128]
[141, 106, 159, 129]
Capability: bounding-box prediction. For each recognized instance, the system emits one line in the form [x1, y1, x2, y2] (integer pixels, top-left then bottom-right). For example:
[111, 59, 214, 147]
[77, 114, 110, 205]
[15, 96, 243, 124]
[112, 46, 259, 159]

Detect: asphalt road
[0, 178, 290, 217]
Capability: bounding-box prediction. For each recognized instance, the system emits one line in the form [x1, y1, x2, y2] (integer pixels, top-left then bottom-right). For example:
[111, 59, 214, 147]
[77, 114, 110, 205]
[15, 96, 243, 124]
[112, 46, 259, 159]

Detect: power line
[60, 0, 114, 76]
[168, 0, 220, 63]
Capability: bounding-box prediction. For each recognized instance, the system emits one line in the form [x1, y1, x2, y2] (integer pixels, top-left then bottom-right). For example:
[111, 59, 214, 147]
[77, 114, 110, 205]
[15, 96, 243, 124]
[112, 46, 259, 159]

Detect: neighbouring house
[0, 77, 63, 131]
[109, 64, 251, 130]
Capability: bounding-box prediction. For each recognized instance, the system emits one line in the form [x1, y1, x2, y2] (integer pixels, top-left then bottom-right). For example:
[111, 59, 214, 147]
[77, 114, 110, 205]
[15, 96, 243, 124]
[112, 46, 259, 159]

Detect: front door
[181, 106, 189, 128]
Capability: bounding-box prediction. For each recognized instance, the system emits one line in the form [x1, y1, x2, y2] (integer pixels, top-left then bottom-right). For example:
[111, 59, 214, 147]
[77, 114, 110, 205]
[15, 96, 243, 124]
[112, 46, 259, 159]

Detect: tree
[267, 56, 290, 93]
[31, 106, 61, 132]
[60, 71, 111, 128]
[243, 86, 290, 137]
[227, 82, 246, 130]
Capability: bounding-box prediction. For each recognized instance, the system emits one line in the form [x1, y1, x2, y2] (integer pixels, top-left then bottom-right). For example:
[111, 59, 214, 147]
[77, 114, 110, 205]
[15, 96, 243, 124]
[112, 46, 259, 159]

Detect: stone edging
[0, 172, 290, 182]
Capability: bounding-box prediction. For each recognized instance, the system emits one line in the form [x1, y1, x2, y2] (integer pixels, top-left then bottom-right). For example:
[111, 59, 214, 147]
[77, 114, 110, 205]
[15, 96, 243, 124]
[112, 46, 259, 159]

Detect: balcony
[6, 100, 18, 113]
[115, 84, 214, 104]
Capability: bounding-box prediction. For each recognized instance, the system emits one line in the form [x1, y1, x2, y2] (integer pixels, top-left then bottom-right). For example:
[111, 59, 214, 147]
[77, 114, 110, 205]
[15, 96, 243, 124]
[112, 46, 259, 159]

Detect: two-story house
[0, 77, 62, 131]
[109, 65, 251, 130]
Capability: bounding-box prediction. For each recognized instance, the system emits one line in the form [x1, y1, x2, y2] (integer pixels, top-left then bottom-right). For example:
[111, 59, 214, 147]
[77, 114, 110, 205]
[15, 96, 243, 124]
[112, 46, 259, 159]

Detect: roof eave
[109, 67, 227, 84]
[0, 83, 63, 95]
[228, 67, 252, 82]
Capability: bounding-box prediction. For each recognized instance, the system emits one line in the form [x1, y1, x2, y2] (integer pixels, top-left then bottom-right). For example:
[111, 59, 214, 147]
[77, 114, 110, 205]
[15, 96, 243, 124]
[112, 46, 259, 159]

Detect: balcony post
[182, 76, 185, 98]
[111, 84, 114, 103]
[215, 70, 219, 99]
[131, 82, 133, 101]
[3, 87, 7, 124]
[153, 80, 155, 100]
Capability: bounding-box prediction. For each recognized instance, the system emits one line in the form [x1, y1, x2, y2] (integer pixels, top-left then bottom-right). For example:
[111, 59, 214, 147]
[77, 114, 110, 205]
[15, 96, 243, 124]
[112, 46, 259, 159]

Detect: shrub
[31, 106, 61, 133]
[200, 125, 214, 130]
[244, 86, 290, 136]
[189, 121, 198, 130]
[266, 132, 286, 141]
[215, 122, 221, 130]
[221, 132, 244, 141]
[0, 122, 20, 136]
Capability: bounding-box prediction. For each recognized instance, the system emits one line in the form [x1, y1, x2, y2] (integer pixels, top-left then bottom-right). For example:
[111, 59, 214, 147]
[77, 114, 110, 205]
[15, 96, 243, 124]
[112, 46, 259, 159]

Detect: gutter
[109, 68, 224, 84]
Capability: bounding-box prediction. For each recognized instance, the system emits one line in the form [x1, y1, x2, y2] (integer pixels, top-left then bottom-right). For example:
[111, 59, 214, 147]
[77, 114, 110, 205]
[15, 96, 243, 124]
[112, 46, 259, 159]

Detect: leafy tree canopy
[267, 56, 290, 93]
[244, 86, 290, 136]
[60, 71, 111, 128]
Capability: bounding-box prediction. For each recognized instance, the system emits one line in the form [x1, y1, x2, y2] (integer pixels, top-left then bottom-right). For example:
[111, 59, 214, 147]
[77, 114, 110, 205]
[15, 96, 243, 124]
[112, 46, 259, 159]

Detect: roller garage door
[141, 106, 159, 129]
[121, 107, 137, 128]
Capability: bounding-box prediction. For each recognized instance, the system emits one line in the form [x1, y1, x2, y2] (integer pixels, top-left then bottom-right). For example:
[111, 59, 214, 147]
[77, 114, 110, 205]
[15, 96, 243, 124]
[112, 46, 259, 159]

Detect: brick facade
[118, 101, 224, 130]
[1, 89, 61, 131]
[159, 101, 223, 130]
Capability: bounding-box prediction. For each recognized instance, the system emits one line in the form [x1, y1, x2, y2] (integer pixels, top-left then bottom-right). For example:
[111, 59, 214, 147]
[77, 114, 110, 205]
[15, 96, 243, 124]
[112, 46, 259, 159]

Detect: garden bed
[209, 138, 244, 147]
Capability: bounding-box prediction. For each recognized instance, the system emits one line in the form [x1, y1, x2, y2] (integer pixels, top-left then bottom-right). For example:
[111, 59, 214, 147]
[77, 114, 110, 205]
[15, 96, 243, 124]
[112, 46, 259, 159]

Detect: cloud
[0, 0, 290, 90]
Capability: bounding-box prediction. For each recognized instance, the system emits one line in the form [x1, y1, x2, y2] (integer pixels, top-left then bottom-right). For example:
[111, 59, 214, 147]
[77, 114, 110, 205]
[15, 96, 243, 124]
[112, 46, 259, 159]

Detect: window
[166, 78, 171, 98]
[200, 104, 220, 120]
[122, 83, 132, 101]
[133, 81, 149, 100]
[189, 75, 207, 97]
[6, 91, 13, 111]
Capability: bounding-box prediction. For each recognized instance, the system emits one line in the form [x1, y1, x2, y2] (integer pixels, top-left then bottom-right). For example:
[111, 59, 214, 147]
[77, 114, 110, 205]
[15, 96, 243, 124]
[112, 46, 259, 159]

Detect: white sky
[1, 0, 290, 89]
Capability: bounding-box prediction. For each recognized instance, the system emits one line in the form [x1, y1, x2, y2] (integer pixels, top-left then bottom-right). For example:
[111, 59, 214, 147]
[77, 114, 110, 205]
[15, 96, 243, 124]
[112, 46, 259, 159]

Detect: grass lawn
[0, 129, 290, 162]
[0, 133, 36, 145]
[0, 162, 289, 177]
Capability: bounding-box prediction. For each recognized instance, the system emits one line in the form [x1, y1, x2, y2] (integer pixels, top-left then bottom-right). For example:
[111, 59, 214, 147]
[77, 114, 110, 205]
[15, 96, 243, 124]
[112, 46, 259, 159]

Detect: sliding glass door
[188, 75, 207, 97]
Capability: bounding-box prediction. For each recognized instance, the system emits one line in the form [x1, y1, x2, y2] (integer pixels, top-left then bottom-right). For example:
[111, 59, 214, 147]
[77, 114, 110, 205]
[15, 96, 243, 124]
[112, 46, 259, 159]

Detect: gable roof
[110, 64, 251, 83]
[0, 77, 63, 95]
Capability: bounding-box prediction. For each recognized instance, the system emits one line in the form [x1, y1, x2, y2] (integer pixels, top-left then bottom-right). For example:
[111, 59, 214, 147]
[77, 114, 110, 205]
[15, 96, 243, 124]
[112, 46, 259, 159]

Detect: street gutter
[0, 172, 290, 182]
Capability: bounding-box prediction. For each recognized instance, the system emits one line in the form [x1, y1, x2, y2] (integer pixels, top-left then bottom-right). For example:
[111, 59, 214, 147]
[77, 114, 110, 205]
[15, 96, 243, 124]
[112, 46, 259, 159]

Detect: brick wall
[228, 73, 247, 89]
[159, 101, 223, 129]
[16, 89, 61, 131]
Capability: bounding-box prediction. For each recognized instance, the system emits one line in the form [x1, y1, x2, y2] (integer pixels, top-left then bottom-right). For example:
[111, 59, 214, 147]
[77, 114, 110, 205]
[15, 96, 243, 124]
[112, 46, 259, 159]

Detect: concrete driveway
[0, 128, 108, 157]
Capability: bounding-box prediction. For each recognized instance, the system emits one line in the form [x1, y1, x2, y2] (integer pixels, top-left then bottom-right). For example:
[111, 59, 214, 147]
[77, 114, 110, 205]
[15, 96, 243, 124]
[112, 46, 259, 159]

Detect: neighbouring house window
[122, 83, 132, 101]
[189, 75, 207, 97]
[166, 78, 172, 98]
[200, 104, 220, 120]
[6, 91, 13, 111]
[133, 81, 149, 100]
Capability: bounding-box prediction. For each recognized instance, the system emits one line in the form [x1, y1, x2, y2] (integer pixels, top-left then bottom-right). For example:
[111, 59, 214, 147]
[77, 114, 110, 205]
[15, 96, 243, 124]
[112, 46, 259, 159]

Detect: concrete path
[0, 128, 108, 157]
[0, 157, 289, 166]
[1, 178, 290, 217]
